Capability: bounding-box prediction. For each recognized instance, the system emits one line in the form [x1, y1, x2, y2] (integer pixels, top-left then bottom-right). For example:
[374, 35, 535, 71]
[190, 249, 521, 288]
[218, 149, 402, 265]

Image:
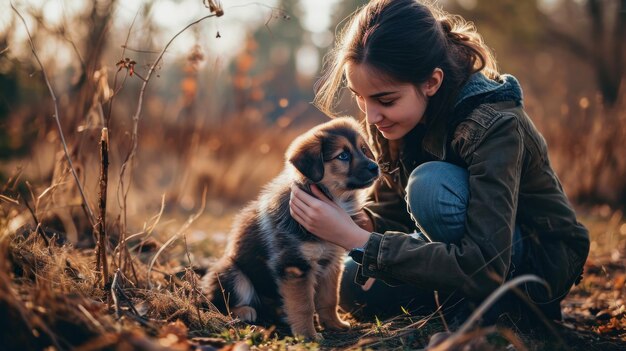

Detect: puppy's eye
[336, 151, 351, 161]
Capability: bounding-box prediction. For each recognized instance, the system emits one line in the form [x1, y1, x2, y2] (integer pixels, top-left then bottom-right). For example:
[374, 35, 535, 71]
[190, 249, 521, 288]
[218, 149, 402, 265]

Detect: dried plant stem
[11, 3, 96, 227]
[19, 186, 50, 248]
[111, 269, 121, 318]
[95, 128, 110, 288]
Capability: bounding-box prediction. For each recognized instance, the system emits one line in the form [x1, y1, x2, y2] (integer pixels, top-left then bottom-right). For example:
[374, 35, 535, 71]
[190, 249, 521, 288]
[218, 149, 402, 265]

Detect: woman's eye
[379, 100, 394, 106]
[337, 151, 351, 161]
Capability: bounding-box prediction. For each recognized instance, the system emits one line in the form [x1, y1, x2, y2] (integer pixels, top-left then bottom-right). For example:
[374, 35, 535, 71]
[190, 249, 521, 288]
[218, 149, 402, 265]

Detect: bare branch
[119, 45, 160, 54]
[11, 3, 97, 227]
[111, 269, 121, 318]
[19, 190, 49, 247]
[0, 194, 19, 205]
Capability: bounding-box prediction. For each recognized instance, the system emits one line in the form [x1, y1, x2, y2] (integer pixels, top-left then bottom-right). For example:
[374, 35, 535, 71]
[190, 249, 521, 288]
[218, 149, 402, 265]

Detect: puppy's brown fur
[201, 117, 379, 339]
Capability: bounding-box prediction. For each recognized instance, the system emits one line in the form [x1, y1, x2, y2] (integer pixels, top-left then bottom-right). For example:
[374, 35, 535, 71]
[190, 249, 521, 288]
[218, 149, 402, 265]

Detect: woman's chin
[379, 129, 402, 140]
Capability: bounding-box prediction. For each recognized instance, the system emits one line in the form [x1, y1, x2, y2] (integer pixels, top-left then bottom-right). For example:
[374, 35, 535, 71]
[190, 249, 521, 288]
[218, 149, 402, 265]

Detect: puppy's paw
[322, 318, 351, 331]
[231, 306, 257, 322]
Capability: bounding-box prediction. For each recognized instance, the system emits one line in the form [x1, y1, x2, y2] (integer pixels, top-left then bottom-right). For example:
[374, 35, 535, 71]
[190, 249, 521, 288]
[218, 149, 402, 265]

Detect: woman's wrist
[343, 226, 371, 250]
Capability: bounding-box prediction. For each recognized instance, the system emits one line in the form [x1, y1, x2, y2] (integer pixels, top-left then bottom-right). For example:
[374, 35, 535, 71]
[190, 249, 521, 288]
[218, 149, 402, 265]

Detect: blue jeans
[340, 161, 525, 320]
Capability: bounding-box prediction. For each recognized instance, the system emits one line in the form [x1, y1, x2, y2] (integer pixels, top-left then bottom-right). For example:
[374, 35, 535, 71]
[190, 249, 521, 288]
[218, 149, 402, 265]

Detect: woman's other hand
[290, 184, 370, 250]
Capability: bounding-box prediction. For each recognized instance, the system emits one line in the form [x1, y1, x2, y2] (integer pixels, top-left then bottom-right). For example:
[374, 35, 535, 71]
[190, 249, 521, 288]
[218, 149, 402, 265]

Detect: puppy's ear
[287, 134, 324, 182]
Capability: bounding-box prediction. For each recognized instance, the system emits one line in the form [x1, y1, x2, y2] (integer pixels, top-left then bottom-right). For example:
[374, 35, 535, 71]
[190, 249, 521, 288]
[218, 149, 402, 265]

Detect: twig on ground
[433, 290, 449, 332]
[77, 304, 106, 333]
[498, 327, 529, 351]
[183, 234, 192, 267]
[111, 269, 121, 318]
[11, 3, 96, 227]
[430, 275, 548, 351]
[19, 191, 50, 248]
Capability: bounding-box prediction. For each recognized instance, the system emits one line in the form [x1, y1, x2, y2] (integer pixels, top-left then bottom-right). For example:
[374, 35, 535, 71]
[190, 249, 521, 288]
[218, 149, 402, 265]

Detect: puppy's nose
[367, 162, 379, 175]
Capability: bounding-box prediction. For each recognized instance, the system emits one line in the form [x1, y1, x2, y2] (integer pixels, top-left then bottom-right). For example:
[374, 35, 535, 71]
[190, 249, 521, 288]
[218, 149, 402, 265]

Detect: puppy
[201, 117, 379, 339]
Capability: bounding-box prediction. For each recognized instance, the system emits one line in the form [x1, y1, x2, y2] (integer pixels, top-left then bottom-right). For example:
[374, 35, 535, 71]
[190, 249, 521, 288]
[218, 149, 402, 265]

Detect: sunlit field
[1, 0, 625, 350]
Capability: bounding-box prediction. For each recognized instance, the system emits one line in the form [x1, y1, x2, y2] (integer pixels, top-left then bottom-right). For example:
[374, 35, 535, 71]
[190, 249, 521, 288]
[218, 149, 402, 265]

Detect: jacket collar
[422, 73, 523, 160]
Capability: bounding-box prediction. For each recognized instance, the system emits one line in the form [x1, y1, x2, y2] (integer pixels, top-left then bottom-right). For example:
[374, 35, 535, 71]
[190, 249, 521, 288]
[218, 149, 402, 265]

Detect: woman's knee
[406, 161, 469, 243]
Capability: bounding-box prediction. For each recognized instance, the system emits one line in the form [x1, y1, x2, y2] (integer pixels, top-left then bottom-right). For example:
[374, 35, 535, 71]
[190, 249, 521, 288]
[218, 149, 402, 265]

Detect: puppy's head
[286, 117, 379, 195]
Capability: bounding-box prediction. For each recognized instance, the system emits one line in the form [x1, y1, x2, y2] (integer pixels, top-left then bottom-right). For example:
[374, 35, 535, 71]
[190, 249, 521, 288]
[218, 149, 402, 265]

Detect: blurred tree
[228, 1, 307, 122]
[1, 1, 119, 157]
[68, 0, 118, 131]
[451, 0, 626, 206]
[456, 0, 625, 108]
[0, 14, 42, 161]
[0, 26, 14, 160]
[332, 0, 369, 25]
[541, 0, 625, 108]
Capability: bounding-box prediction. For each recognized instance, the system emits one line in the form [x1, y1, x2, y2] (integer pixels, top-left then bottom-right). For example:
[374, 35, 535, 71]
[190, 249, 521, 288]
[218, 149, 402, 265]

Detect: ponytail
[437, 14, 498, 80]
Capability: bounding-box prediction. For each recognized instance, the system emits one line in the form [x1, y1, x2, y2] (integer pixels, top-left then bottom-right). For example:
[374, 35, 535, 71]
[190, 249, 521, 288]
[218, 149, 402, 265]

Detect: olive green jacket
[360, 75, 590, 305]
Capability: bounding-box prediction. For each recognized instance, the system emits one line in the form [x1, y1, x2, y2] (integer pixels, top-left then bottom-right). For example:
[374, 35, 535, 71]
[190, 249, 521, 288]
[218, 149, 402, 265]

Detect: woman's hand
[289, 184, 371, 250]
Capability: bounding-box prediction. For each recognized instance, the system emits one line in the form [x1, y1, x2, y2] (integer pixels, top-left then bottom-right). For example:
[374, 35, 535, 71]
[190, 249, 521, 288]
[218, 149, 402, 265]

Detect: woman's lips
[376, 123, 395, 132]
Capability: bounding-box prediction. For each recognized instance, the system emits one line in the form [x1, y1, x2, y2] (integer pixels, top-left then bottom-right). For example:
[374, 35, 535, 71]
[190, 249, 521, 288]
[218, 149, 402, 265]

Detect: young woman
[289, 0, 590, 326]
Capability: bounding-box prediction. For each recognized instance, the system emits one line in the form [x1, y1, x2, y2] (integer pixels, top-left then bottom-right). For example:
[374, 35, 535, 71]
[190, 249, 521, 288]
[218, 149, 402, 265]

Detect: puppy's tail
[201, 261, 257, 316]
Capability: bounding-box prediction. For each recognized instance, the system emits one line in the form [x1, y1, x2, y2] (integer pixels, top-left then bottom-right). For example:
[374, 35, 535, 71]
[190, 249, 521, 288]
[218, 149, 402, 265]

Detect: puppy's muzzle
[348, 161, 380, 189]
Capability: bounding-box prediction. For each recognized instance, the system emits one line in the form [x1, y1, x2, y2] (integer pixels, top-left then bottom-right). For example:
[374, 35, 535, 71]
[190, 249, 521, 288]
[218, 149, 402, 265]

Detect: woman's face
[345, 63, 432, 140]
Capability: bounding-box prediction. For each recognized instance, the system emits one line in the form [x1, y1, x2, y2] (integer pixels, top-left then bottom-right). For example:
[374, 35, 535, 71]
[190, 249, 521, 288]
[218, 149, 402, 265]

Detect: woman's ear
[422, 68, 444, 97]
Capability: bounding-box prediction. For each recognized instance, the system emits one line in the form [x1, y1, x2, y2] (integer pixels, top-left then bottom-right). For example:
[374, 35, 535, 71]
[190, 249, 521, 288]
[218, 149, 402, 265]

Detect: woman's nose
[365, 105, 383, 125]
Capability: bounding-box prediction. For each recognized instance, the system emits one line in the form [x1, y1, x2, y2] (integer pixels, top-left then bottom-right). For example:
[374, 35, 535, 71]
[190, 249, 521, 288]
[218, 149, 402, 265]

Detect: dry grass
[0, 206, 233, 350]
[2, 194, 624, 350]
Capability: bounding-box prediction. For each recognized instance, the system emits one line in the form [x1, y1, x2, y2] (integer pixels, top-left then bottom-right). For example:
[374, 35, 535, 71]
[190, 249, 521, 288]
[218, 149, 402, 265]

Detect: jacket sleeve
[362, 175, 415, 234]
[359, 115, 524, 299]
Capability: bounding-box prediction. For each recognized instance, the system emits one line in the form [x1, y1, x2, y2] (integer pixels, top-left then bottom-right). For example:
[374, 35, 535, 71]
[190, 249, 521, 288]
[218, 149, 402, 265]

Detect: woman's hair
[315, 0, 498, 155]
